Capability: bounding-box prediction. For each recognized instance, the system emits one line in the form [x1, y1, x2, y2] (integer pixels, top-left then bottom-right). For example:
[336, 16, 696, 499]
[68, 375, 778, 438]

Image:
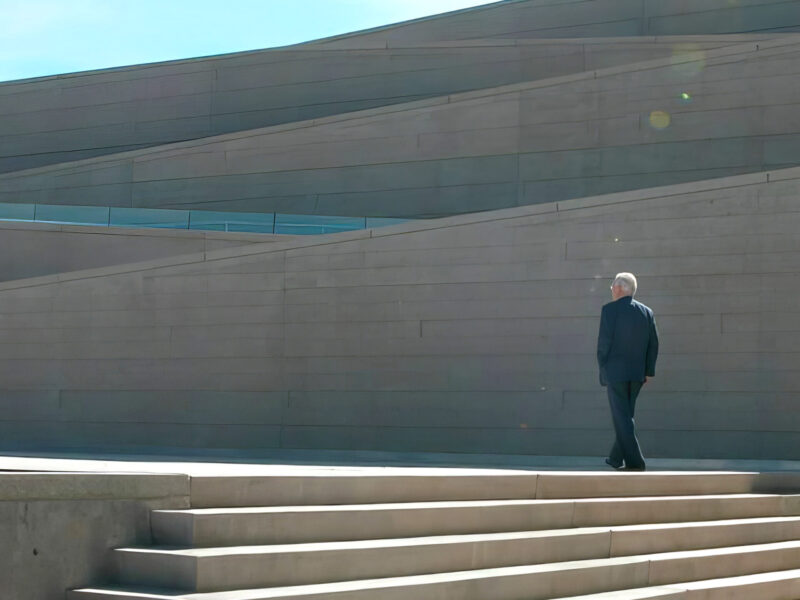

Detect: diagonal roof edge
[0, 33, 779, 88]
[0, 2, 524, 86]
[299, 0, 800, 46]
[299, 0, 524, 46]
[6, 33, 758, 87]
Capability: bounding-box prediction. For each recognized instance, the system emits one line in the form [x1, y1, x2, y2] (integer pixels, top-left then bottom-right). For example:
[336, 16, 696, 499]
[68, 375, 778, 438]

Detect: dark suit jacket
[597, 295, 659, 386]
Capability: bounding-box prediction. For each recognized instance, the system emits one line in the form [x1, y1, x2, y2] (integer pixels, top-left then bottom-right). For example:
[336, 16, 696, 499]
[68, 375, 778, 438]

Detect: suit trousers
[607, 380, 645, 468]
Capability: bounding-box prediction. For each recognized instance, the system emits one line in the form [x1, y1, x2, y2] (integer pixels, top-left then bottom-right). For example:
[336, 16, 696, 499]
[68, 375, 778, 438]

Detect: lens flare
[671, 44, 706, 77]
[649, 110, 671, 130]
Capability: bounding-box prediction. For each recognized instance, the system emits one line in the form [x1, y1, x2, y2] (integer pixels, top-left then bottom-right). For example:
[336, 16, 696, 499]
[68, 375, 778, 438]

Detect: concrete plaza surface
[7, 450, 800, 474]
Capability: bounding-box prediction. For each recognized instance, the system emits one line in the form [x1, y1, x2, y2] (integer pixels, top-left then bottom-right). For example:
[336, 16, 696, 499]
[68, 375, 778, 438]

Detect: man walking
[597, 273, 659, 471]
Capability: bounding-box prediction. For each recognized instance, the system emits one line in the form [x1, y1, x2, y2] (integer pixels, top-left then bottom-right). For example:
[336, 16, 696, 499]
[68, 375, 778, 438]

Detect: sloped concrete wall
[0, 167, 798, 459]
[0, 222, 271, 282]
[5, 0, 799, 175]
[0, 38, 738, 174]
[2, 37, 798, 217]
[318, 0, 800, 46]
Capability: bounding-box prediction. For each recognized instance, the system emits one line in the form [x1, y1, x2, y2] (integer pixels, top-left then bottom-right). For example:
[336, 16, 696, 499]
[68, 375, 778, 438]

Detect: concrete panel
[284, 390, 563, 428]
[0, 421, 283, 451]
[0, 222, 265, 282]
[56, 390, 286, 424]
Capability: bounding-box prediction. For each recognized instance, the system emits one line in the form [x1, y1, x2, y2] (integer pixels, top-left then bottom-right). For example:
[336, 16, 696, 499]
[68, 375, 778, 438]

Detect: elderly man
[597, 273, 659, 471]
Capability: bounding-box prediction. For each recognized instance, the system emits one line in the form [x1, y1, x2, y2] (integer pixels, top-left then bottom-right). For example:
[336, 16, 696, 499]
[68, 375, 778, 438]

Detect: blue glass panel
[275, 214, 365, 235]
[110, 207, 189, 229]
[0, 202, 413, 237]
[189, 210, 275, 234]
[36, 204, 109, 226]
[366, 217, 409, 229]
[0, 202, 36, 221]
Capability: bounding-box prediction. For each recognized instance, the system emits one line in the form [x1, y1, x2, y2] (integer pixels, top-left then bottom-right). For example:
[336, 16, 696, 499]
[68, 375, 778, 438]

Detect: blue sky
[0, 0, 498, 82]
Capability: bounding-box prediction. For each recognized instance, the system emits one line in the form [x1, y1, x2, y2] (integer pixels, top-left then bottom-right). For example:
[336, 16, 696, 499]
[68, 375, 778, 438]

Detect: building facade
[1, 0, 800, 458]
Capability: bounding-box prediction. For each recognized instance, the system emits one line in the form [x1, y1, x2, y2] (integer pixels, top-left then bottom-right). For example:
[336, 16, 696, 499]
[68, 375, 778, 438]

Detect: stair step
[190, 472, 535, 507]
[188, 472, 767, 508]
[117, 517, 800, 591]
[69, 544, 800, 599]
[153, 493, 800, 546]
[553, 589, 686, 600]
[559, 567, 800, 598]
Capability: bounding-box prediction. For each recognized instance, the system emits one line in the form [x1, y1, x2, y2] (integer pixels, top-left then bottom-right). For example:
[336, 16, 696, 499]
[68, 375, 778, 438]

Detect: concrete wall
[1, 1, 799, 463]
[0, 472, 188, 600]
[0, 166, 798, 460]
[318, 0, 800, 46]
[2, 36, 798, 217]
[0, 37, 742, 174]
[0, 222, 273, 282]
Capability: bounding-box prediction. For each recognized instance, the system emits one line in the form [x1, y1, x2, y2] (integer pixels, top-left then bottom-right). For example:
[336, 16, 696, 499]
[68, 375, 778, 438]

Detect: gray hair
[612, 272, 638, 296]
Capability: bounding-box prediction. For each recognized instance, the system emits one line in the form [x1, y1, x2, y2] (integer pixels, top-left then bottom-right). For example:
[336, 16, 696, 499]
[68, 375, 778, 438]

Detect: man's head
[610, 272, 637, 300]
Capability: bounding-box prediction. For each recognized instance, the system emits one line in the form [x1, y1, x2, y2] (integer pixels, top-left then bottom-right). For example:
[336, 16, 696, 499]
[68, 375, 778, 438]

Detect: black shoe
[605, 458, 623, 470]
[621, 465, 646, 471]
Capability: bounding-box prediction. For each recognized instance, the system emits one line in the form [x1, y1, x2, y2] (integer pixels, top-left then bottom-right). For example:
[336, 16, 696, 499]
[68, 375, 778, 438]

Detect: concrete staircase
[68, 470, 800, 599]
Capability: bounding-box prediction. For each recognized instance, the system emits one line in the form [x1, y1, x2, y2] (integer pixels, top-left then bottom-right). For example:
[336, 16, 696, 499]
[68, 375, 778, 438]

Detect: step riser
[116, 552, 194, 592]
[650, 547, 800, 587]
[120, 521, 800, 591]
[153, 496, 800, 546]
[63, 574, 800, 600]
[611, 520, 800, 556]
[557, 590, 686, 600]
[534, 574, 800, 600]
[573, 496, 800, 529]
[154, 502, 576, 546]
[90, 549, 800, 599]
[534, 473, 764, 500]
[118, 530, 610, 590]
[682, 578, 800, 600]
[191, 475, 541, 508]
[292, 561, 643, 600]
[189, 473, 774, 508]
[122, 560, 647, 598]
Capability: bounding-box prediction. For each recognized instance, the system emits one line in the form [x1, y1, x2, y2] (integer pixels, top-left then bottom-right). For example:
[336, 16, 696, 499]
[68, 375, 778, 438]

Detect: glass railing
[0, 203, 410, 235]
